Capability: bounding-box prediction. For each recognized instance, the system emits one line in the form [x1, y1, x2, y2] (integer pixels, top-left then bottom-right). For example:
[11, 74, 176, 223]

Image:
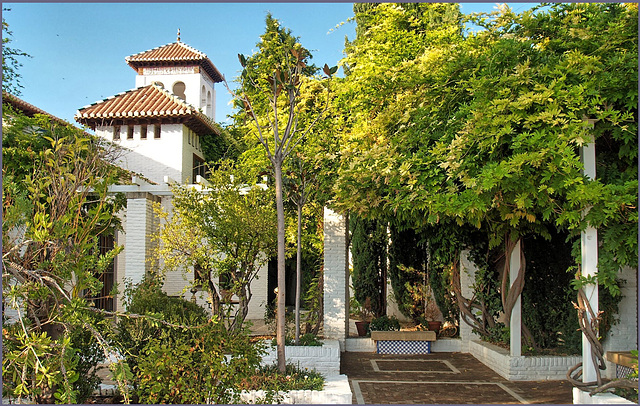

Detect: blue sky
[3, 2, 540, 127]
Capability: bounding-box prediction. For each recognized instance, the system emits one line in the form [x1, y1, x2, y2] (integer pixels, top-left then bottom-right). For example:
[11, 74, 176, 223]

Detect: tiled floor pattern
[341, 352, 574, 404]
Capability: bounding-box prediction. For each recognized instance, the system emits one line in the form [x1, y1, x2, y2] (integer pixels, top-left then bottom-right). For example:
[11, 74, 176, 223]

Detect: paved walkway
[341, 352, 574, 404]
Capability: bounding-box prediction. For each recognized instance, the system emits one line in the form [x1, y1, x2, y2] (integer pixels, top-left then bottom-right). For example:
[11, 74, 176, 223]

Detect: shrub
[370, 315, 401, 332]
[272, 333, 323, 346]
[134, 322, 265, 404]
[115, 278, 208, 372]
[239, 363, 324, 392]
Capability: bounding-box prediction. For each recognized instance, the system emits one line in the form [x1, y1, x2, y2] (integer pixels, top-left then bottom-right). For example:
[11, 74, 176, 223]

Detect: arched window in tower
[173, 81, 186, 100]
[201, 85, 206, 107]
[207, 91, 212, 116]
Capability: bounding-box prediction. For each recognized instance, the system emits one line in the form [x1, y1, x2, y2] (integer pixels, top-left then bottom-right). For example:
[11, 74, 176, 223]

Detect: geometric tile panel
[376, 340, 431, 354]
[616, 364, 637, 380]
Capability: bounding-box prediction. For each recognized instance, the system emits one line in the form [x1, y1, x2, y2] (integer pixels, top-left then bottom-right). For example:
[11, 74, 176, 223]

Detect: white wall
[97, 124, 184, 185]
[602, 266, 638, 379]
[323, 208, 349, 345]
[135, 70, 216, 120]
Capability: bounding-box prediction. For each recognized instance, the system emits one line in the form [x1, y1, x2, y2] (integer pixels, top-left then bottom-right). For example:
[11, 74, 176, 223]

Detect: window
[173, 81, 186, 100]
[140, 125, 147, 140]
[154, 124, 161, 139]
[193, 154, 206, 181]
[127, 125, 134, 140]
[113, 126, 120, 140]
[201, 85, 206, 106]
[90, 234, 115, 311]
[194, 263, 207, 288]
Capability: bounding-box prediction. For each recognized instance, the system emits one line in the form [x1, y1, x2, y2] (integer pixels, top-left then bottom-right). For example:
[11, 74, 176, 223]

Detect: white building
[75, 35, 269, 319]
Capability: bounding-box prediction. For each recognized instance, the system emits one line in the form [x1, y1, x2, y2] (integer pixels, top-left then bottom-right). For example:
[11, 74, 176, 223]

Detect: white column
[509, 240, 522, 357]
[459, 250, 480, 350]
[581, 134, 599, 383]
[124, 192, 158, 288]
[323, 207, 348, 345]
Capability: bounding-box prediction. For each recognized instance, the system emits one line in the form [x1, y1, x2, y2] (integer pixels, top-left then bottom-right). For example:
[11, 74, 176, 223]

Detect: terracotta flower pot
[355, 321, 370, 337]
[427, 321, 442, 334]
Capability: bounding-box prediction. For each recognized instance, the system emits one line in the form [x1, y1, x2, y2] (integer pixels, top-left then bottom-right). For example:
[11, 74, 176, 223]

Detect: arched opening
[172, 81, 186, 100]
[201, 85, 206, 107]
[207, 90, 212, 116]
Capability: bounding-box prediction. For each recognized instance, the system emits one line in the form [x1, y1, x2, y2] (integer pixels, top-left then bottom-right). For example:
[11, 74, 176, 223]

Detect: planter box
[240, 374, 352, 404]
[470, 340, 582, 381]
[346, 337, 461, 353]
[573, 387, 636, 404]
[261, 339, 341, 376]
[370, 331, 436, 354]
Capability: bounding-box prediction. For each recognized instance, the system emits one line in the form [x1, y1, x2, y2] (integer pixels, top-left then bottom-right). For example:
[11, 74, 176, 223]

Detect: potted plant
[351, 297, 374, 337]
[417, 293, 443, 335]
[370, 315, 401, 332]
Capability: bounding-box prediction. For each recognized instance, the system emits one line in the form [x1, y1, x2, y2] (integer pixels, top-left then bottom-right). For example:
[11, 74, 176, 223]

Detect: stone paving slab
[341, 351, 574, 404]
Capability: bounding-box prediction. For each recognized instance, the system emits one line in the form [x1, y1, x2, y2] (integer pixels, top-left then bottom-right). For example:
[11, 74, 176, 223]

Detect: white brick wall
[260, 340, 341, 376]
[239, 374, 351, 404]
[469, 340, 582, 381]
[124, 193, 158, 287]
[323, 208, 348, 345]
[573, 387, 636, 404]
[247, 263, 269, 320]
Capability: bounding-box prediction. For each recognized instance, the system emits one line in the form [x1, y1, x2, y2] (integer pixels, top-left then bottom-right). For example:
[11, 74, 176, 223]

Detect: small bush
[370, 315, 401, 332]
[239, 363, 324, 392]
[272, 333, 323, 347]
[134, 322, 265, 404]
[115, 278, 209, 371]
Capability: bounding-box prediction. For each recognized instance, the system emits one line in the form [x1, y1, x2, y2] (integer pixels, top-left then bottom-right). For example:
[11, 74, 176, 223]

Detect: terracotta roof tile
[75, 84, 220, 136]
[3, 91, 70, 127]
[126, 41, 223, 83]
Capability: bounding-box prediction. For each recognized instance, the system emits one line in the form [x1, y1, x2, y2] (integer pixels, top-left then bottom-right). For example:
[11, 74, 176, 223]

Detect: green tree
[350, 215, 387, 318]
[224, 13, 335, 371]
[333, 1, 636, 358]
[2, 15, 30, 95]
[153, 160, 277, 332]
[2, 111, 129, 403]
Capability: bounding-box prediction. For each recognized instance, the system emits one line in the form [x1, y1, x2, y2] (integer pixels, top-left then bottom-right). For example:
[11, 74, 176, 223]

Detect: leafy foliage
[2, 110, 126, 403]
[153, 159, 276, 331]
[2, 15, 31, 95]
[350, 215, 388, 318]
[333, 2, 636, 350]
[369, 315, 401, 332]
[118, 279, 266, 404]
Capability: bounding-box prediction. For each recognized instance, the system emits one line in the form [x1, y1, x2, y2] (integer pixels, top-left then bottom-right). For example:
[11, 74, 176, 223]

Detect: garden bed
[469, 339, 581, 381]
[239, 374, 352, 404]
[261, 339, 341, 376]
[572, 387, 636, 404]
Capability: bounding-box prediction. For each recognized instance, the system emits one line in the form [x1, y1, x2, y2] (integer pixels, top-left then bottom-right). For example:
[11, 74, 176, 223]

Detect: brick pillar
[323, 207, 349, 347]
[124, 192, 159, 288]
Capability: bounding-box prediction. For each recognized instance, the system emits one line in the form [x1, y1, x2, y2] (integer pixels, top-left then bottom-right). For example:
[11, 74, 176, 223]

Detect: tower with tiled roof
[125, 30, 222, 120]
[75, 32, 222, 185]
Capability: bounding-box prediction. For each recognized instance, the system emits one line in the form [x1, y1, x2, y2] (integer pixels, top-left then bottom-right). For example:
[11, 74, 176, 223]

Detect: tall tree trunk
[295, 202, 302, 344]
[274, 161, 287, 372]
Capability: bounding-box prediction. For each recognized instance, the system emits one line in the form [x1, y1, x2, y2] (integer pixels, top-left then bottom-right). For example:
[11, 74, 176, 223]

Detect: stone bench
[370, 331, 437, 354]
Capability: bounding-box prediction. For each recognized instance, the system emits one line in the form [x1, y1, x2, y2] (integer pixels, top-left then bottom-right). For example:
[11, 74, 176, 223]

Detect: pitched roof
[125, 41, 223, 83]
[75, 84, 220, 136]
[3, 91, 70, 127]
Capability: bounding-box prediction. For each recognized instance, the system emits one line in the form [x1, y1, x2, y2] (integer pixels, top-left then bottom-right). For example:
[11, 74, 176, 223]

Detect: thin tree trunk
[274, 161, 287, 372]
[295, 202, 302, 344]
